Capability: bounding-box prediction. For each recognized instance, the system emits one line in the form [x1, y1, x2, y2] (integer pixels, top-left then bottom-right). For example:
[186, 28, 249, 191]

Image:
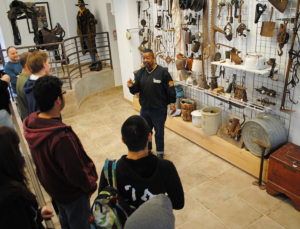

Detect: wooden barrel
[242, 113, 288, 157]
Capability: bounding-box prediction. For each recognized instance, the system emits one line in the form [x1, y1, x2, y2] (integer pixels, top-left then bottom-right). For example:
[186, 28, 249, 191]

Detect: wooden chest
[267, 142, 300, 211]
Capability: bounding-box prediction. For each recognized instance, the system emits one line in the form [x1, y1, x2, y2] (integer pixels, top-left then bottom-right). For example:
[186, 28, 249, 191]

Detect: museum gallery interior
[0, 0, 300, 228]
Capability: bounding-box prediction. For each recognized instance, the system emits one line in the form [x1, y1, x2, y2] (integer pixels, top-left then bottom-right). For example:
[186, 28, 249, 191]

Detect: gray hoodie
[124, 194, 175, 229]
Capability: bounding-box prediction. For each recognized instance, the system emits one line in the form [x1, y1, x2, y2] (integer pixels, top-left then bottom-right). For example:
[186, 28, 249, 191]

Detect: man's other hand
[127, 78, 133, 88]
[0, 74, 10, 83]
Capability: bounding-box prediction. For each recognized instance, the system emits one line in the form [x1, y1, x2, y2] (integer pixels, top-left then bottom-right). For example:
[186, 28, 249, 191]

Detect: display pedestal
[133, 96, 269, 182]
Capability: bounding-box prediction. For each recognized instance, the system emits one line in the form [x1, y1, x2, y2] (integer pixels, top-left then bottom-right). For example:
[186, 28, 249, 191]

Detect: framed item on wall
[27, 2, 52, 33]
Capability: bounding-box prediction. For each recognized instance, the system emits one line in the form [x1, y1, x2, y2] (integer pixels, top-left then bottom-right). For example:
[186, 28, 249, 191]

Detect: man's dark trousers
[140, 107, 167, 155]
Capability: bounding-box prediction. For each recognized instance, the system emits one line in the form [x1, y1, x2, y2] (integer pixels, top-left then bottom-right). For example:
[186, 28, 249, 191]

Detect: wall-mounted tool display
[255, 86, 277, 97]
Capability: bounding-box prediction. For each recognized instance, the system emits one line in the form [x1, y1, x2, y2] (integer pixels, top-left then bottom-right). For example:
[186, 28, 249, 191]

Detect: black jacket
[129, 65, 176, 110]
[99, 153, 184, 210]
[0, 80, 11, 114]
[0, 183, 44, 229]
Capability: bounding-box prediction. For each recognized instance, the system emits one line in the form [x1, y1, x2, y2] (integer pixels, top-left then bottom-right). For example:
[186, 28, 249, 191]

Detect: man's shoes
[157, 154, 164, 159]
[89, 62, 96, 68]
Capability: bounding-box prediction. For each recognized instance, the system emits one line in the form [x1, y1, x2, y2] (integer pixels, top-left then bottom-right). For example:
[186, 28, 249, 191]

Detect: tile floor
[27, 87, 300, 228]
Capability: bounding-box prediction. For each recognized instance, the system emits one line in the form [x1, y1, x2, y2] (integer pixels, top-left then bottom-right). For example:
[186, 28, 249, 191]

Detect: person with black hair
[0, 126, 54, 229]
[23, 76, 98, 229]
[0, 71, 14, 129]
[98, 115, 184, 210]
[4, 46, 22, 98]
[127, 49, 176, 159]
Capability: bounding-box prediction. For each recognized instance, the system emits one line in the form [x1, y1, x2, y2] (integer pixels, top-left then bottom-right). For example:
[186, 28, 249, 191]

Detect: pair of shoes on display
[89, 62, 102, 71]
[157, 154, 164, 159]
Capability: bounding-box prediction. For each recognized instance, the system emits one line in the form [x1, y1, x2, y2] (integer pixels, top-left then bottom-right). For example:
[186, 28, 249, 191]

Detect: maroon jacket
[23, 112, 98, 204]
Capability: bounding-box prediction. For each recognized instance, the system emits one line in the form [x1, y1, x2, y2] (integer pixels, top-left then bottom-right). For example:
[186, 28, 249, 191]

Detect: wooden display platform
[132, 96, 269, 182]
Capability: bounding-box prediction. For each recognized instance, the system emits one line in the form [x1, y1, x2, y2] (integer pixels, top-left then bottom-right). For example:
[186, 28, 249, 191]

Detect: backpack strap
[104, 159, 118, 189]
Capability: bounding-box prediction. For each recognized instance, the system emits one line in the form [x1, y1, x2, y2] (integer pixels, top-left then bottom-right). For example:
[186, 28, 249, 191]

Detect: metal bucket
[242, 113, 287, 157]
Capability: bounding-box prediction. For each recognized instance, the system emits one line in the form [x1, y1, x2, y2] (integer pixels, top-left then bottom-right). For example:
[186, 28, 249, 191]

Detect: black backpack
[90, 159, 135, 229]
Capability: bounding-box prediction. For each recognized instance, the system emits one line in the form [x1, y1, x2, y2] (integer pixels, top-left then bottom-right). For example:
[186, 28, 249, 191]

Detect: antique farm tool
[195, 14, 202, 40]
[261, 7, 276, 37]
[219, 66, 225, 78]
[255, 3, 267, 23]
[252, 140, 270, 190]
[226, 116, 245, 140]
[224, 22, 233, 41]
[234, 85, 248, 102]
[238, 0, 244, 23]
[267, 58, 278, 81]
[137, 1, 142, 19]
[257, 98, 276, 106]
[268, 0, 288, 13]
[277, 20, 289, 56]
[212, 25, 226, 49]
[234, 0, 239, 19]
[226, 2, 231, 21]
[199, 43, 209, 89]
[216, 43, 242, 64]
[218, 0, 226, 20]
[236, 23, 250, 37]
[229, 0, 235, 23]
[203, 0, 210, 58]
[255, 86, 277, 97]
[281, 0, 300, 113]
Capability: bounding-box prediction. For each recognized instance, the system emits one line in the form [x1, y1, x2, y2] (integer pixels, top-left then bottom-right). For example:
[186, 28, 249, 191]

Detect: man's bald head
[20, 52, 31, 69]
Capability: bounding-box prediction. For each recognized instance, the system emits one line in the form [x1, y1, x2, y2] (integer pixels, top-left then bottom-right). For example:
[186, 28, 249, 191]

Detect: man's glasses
[61, 91, 66, 96]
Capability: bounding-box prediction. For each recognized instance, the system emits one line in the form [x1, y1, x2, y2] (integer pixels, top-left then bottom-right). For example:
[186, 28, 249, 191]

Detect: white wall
[113, 0, 140, 100]
[0, 0, 77, 48]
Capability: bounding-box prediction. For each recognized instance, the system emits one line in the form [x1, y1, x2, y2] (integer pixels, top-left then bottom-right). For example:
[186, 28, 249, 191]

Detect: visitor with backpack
[95, 115, 184, 227]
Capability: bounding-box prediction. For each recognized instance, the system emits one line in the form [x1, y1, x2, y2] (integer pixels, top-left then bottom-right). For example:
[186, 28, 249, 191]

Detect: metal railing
[1, 32, 113, 89]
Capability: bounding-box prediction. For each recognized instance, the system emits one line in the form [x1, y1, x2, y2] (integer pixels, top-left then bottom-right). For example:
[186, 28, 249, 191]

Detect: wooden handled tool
[260, 7, 276, 37]
[230, 0, 235, 23]
[238, 0, 244, 23]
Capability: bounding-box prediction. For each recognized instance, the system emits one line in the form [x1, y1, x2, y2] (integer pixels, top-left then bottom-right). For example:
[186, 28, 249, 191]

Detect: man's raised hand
[127, 77, 133, 88]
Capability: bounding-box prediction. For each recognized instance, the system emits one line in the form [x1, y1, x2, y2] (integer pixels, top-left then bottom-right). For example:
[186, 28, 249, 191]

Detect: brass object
[260, 7, 276, 37]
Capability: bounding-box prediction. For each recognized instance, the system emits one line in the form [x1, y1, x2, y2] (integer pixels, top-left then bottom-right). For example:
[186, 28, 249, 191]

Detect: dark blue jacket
[23, 78, 39, 116]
